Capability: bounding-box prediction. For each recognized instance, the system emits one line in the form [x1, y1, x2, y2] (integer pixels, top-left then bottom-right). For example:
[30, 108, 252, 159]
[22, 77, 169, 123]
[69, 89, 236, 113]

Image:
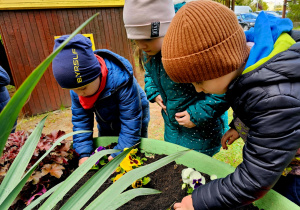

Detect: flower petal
[181, 168, 195, 179]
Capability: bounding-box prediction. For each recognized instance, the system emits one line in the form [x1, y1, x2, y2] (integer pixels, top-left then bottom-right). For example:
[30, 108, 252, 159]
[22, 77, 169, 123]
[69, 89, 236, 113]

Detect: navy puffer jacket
[192, 37, 300, 208]
[0, 66, 16, 133]
[0, 66, 10, 112]
[71, 50, 149, 158]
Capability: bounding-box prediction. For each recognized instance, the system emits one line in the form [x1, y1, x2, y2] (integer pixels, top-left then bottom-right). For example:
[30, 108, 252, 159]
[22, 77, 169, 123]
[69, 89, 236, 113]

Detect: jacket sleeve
[144, 66, 159, 103]
[111, 79, 143, 157]
[186, 93, 230, 127]
[70, 90, 94, 159]
[0, 66, 10, 86]
[192, 93, 300, 209]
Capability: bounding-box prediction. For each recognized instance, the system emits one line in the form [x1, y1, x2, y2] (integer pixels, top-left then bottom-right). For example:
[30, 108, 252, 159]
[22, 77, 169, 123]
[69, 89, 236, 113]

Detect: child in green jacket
[123, 0, 229, 156]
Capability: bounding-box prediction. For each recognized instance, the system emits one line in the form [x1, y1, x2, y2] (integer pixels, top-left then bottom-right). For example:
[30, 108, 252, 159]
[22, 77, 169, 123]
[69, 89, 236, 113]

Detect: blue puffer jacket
[0, 66, 10, 112]
[0, 66, 17, 133]
[71, 50, 150, 158]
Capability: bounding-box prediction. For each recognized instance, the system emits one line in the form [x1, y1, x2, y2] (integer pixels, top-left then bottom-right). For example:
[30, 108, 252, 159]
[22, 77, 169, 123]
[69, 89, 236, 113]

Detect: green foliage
[262, 2, 269, 11]
[0, 130, 77, 205]
[287, 0, 300, 22]
[274, 5, 283, 11]
[249, 0, 268, 12]
[59, 104, 66, 111]
[235, 0, 253, 6]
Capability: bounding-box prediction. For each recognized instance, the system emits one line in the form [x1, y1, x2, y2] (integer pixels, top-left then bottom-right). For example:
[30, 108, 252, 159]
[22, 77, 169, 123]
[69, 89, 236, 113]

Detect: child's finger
[227, 137, 237, 145]
[221, 139, 228, 150]
[175, 116, 187, 123]
[175, 111, 186, 117]
[158, 101, 166, 109]
[221, 135, 230, 150]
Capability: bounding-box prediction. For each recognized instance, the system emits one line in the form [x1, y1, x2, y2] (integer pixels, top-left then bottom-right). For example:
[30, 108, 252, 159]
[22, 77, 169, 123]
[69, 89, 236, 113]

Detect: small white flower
[210, 174, 217, 180]
[181, 168, 195, 184]
[182, 183, 187, 190]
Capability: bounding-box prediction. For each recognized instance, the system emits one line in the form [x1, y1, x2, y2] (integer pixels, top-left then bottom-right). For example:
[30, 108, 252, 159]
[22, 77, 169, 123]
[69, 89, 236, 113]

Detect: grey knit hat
[123, 0, 175, 39]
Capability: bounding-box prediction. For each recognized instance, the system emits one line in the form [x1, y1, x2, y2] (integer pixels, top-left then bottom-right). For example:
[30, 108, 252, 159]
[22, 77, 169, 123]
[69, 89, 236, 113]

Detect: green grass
[6, 85, 15, 92]
[294, 26, 300, 30]
[213, 108, 244, 168]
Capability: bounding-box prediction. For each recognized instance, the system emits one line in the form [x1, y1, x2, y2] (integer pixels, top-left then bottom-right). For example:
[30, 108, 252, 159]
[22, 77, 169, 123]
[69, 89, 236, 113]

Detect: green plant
[287, 0, 300, 22]
[59, 104, 66, 111]
[0, 13, 189, 209]
[0, 130, 77, 205]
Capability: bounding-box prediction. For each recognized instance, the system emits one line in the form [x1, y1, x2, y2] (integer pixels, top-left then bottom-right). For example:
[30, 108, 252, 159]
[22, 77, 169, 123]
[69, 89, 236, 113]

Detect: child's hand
[108, 155, 114, 161]
[175, 111, 196, 128]
[173, 195, 194, 210]
[79, 157, 89, 166]
[221, 128, 240, 150]
[155, 95, 167, 114]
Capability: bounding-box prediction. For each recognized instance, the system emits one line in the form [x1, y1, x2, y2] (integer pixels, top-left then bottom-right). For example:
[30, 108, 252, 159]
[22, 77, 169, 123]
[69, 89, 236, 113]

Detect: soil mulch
[12, 153, 260, 210]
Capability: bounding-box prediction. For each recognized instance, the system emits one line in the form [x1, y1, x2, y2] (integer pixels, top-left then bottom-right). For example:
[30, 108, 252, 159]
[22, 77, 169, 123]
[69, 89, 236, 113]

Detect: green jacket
[144, 53, 229, 156]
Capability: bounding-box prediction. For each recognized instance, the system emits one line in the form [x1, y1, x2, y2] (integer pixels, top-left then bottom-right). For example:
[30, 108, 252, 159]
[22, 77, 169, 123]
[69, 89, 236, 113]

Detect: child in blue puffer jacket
[0, 66, 16, 133]
[52, 34, 150, 166]
[123, 0, 229, 157]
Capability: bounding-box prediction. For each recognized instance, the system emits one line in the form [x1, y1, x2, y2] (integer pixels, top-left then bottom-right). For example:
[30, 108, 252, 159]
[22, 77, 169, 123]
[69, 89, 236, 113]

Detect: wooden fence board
[0, 8, 134, 115]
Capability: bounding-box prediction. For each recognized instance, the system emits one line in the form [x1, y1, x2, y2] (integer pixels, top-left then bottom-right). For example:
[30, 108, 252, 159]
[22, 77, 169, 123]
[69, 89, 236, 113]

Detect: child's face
[192, 69, 242, 94]
[72, 77, 100, 97]
[135, 37, 164, 55]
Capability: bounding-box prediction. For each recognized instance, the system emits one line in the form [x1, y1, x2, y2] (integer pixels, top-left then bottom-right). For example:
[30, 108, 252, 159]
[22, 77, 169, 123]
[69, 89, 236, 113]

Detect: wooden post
[231, 0, 235, 11]
[226, 0, 230, 8]
[282, 0, 287, 18]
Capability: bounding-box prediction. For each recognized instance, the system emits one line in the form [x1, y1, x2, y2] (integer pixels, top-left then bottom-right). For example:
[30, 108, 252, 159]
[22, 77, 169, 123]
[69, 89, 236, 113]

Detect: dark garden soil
[12, 152, 260, 210]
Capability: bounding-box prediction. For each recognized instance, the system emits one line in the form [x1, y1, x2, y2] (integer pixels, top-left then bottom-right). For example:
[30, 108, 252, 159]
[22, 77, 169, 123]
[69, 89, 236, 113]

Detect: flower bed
[0, 130, 78, 209]
[5, 136, 298, 209]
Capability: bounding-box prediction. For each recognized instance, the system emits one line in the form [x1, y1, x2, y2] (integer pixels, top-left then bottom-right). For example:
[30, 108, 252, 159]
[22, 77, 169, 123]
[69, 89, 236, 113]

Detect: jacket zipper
[93, 50, 136, 126]
[95, 108, 107, 123]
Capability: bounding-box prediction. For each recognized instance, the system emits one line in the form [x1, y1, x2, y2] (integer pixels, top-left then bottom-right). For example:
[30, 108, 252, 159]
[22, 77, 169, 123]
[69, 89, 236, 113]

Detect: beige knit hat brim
[123, 0, 175, 40]
[125, 22, 172, 40]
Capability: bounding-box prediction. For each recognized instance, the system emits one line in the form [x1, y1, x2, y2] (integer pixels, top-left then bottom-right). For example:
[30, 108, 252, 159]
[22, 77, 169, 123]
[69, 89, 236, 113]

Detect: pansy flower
[189, 171, 205, 189]
[132, 179, 143, 188]
[91, 146, 106, 166]
[113, 173, 125, 182]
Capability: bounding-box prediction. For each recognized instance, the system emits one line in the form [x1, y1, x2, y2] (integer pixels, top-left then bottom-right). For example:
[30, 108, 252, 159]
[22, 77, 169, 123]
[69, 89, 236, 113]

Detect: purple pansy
[192, 178, 203, 189]
[91, 146, 106, 165]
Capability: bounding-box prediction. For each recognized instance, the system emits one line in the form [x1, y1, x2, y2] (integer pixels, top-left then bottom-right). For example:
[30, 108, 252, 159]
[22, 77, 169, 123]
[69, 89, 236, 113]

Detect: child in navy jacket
[162, 1, 300, 209]
[52, 34, 150, 165]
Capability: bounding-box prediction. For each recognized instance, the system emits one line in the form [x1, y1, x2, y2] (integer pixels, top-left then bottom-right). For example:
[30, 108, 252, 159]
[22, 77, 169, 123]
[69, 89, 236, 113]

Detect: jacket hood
[229, 12, 298, 92]
[230, 42, 300, 93]
[244, 11, 293, 68]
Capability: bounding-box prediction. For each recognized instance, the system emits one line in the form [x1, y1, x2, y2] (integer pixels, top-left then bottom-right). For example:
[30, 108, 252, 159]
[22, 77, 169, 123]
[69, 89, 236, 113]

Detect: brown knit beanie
[123, 0, 175, 39]
[162, 0, 250, 83]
